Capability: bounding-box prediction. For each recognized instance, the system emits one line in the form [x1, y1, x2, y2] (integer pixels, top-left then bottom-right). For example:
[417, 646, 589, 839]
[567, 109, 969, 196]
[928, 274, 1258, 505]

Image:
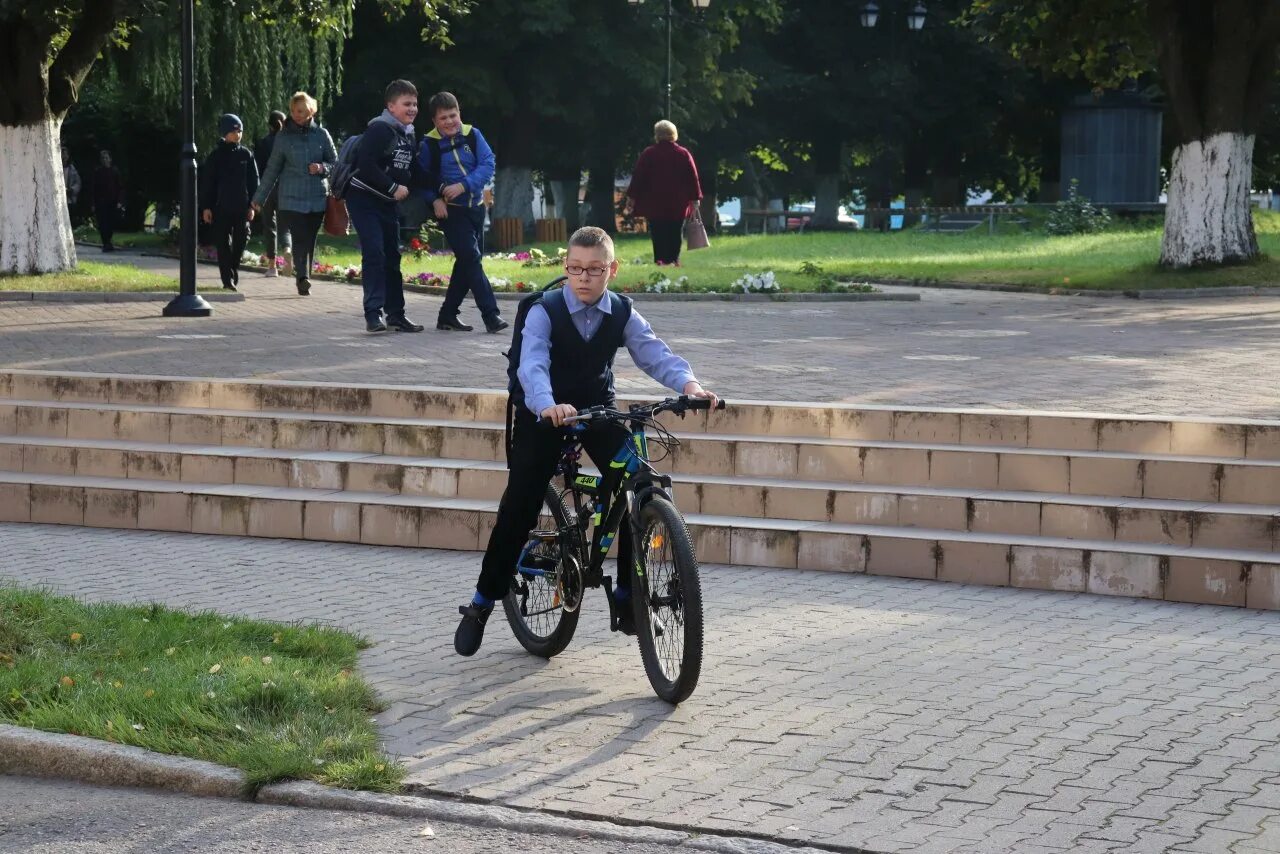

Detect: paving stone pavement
[3, 247, 1279, 417]
[3, 522, 1279, 853]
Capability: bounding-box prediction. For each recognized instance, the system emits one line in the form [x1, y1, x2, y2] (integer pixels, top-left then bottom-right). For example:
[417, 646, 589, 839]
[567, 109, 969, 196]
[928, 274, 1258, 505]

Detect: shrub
[1045, 180, 1112, 236]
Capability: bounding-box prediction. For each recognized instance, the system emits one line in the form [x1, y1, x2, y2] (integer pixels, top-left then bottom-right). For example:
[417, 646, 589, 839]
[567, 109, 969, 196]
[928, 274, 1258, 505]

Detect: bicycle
[502, 394, 725, 704]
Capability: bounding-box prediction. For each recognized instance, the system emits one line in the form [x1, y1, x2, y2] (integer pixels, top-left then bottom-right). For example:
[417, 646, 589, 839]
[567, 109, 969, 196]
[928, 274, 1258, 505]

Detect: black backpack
[424, 129, 479, 185]
[331, 126, 404, 200]
[503, 277, 567, 465]
[328, 134, 362, 200]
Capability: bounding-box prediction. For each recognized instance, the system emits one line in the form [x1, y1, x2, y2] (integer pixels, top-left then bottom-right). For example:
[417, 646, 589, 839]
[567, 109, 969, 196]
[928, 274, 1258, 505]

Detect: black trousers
[476, 411, 634, 602]
[94, 203, 116, 249]
[260, 190, 290, 260]
[649, 218, 684, 264]
[211, 215, 249, 287]
[347, 192, 406, 322]
[279, 209, 324, 284]
[439, 204, 500, 323]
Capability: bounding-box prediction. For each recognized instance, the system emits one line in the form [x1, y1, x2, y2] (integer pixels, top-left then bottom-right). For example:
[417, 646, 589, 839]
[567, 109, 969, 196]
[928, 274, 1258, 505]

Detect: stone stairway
[1, 370, 1277, 609]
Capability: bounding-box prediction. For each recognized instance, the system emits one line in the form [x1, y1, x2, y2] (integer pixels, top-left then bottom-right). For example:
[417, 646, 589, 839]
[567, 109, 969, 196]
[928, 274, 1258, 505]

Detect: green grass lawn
[0, 586, 401, 795]
[310, 212, 1280, 292]
[0, 261, 175, 292]
[74, 211, 1280, 292]
[72, 226, 171, 251]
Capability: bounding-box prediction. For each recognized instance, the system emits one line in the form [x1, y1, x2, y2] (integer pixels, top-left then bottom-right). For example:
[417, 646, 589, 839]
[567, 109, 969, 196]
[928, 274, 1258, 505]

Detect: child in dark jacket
[200, 114, 259, 290]
[348, 79, 425, 333]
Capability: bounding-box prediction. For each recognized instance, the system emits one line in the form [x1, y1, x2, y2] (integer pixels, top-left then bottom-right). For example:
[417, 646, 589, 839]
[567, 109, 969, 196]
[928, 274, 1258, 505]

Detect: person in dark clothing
[253, 110, 290, 277]
[417, 91, 506, 333]
[200, 114, 259, 290]
[91, 150, 125, 252]
[626, 120, 703, 266]
[452, 227, 719, 658]
[347, 79, 425, 333]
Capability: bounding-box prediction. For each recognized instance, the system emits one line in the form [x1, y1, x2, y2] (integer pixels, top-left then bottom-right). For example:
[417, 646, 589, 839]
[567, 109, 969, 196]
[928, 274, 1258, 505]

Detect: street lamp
[628, 0, 711, 119]
[163, 0, 211, 317]
[860, 1, 926, 231]
[860, 1, 927, 30]
[906, 3, 928, 31]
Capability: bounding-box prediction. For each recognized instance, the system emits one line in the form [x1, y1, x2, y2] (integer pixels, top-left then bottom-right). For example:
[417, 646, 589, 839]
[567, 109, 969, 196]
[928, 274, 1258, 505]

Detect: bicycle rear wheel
[503, 485, 582, 658]
[632, 498, 704, 704]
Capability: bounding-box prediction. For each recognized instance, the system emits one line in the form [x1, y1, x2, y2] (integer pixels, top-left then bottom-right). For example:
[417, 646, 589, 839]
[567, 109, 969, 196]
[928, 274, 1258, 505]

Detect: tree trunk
[549, 178, 581, 232]
[1148, 0, 1280, 267]
[1160, 132, 1258, 267]
[491, 105, 537, 229]
[492, 166, 535, 229]
[812, 175, 840, 230]
[697, 155, 719, 234]
[586, 146, 620, 234]
[0, 4, 124, 274]
[0, 119, 76, 274]
[810, 135, 842, 229]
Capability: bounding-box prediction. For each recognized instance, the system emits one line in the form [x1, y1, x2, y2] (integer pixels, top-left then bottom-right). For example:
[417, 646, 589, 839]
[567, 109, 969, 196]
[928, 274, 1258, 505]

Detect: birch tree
[0, 0, 461, 276]
[966, 0, 1280, 268]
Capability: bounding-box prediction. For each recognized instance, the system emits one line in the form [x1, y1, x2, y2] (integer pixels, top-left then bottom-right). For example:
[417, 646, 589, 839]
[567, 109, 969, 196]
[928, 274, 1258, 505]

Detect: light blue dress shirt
[518, 287, 698, 416]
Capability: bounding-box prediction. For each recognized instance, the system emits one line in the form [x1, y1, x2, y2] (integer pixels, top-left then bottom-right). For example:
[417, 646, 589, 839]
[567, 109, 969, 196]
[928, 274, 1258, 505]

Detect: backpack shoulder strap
[504, 277, 567, 466]
[429, 130, 480, 179]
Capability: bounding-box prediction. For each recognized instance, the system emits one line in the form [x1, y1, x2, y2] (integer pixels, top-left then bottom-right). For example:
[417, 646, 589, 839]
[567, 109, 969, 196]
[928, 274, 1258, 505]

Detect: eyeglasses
[565, 264, 609, 278]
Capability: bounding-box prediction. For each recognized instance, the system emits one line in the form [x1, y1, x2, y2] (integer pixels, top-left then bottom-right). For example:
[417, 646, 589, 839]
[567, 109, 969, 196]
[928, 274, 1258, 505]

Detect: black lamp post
[163, 0, 211, 317]
[628, 0, 712, 119]
[860, 1, 926, 230]
[860, 1, 927, 31]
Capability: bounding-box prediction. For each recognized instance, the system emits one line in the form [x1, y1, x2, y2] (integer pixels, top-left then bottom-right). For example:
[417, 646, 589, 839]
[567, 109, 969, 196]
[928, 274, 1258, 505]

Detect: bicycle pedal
[528, 530, 559, 543]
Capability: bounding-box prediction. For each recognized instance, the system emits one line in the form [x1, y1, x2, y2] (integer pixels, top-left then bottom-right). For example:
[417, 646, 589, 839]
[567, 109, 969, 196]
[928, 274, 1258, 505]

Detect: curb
[868, 279, 1280, 300]
[398, 285, 920, 303]
[136, 251, 918, 303]
[0, 724, 863, 854]
[0, 723, 242, 797]
[0, 291, 246, 304]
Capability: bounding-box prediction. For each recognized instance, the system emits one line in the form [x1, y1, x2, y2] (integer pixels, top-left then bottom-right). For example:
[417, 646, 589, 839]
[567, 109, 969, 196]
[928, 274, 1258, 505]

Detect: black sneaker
[437, 317, 474, 332]
[454, 602, 494, 656]
[615, 605, 637, 636]
[366, 317, 387, 333]
[387, 315, 425, 333]
[296, 279, 311, 296]
[484, 317, 510, 334]
[222, 283, 238, 291]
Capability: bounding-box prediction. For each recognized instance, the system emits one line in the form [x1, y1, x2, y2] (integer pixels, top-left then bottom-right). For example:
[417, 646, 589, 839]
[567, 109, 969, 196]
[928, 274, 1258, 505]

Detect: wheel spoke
[642, 517, 685, 683]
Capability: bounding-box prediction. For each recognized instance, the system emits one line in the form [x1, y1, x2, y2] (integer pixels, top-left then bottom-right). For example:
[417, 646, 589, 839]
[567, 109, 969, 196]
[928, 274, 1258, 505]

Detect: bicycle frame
[552, 416, 674, 614]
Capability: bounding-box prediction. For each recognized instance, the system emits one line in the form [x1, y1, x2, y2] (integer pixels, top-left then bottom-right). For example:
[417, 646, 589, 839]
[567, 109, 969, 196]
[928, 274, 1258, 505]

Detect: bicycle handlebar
[559, 395, 726, 426]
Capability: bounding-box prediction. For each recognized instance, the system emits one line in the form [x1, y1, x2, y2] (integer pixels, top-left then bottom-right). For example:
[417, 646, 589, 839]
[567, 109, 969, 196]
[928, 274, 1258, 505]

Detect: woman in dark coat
[91, 150, 125, 252]
[626, 120, 703, 266]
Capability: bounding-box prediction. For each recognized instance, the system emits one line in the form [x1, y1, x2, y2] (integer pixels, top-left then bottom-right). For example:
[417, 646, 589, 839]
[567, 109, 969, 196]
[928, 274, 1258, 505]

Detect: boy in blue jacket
[417, 92, 507, 333]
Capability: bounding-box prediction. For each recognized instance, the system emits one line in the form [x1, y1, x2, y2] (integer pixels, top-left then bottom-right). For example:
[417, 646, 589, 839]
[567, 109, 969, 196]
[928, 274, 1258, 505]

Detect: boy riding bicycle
[455, 226, 718, 656]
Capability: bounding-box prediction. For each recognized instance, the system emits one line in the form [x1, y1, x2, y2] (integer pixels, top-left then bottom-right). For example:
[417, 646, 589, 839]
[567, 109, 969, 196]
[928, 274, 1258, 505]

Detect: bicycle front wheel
[503, 485, 582, 658]
[632, 498, 704, 704]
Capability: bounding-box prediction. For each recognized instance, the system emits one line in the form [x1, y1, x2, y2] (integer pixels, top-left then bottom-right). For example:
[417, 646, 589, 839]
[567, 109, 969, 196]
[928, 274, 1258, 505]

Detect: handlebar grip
[684, 397, 726, 411]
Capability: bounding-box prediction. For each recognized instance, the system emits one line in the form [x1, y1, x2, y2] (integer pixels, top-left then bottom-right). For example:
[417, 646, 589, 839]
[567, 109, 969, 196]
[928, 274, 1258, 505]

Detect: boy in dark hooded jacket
[348, 79, 425, 333]
[201, 113, 259, 290]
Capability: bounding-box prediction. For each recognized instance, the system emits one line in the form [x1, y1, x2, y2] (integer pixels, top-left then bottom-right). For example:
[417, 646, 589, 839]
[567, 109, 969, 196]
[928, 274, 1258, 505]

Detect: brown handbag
[684, 205, 710, 250]
[323, 195, 349, 237]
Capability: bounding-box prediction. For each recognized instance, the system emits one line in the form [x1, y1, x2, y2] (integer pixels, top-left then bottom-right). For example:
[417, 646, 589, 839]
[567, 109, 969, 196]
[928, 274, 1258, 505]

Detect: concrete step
[2, 435, 1277, 551]
[1, 471, 1275, 610]
[5, 369, 1280, 459]
[5, 398, 1279, 504]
